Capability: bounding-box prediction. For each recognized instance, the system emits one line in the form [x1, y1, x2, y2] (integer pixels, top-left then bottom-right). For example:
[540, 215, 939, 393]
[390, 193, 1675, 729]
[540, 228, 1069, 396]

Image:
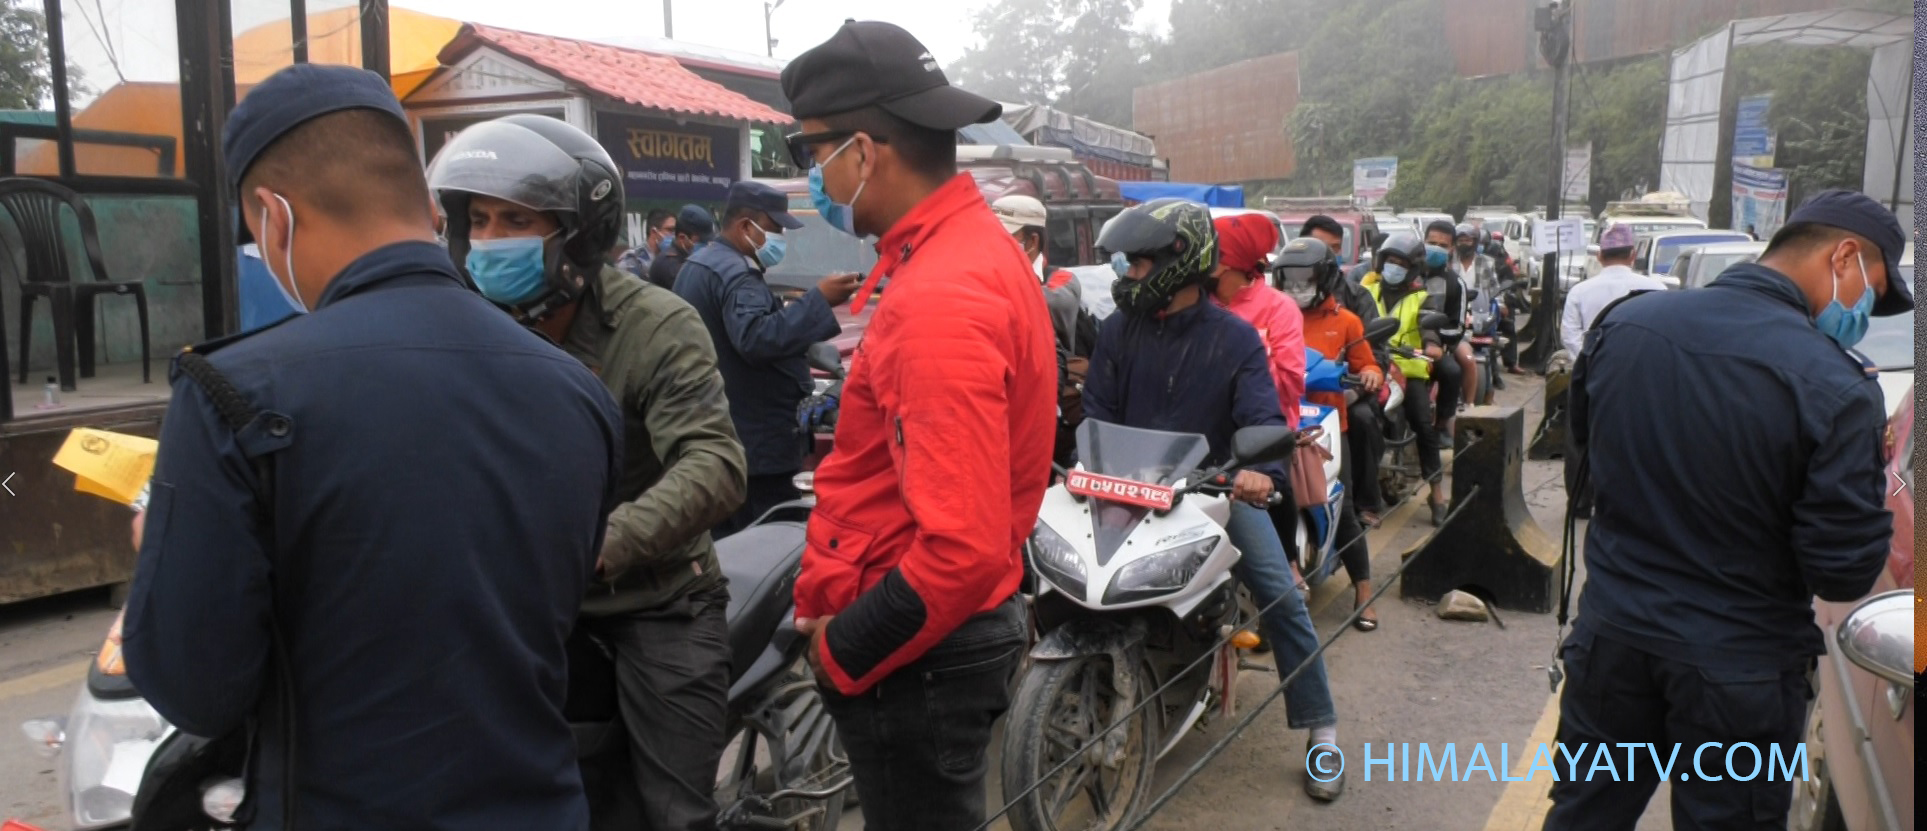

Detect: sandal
[1353, 603, 1379, 631]
[1359, 510, 1382, 528]
[1430, 500, 1448, 527]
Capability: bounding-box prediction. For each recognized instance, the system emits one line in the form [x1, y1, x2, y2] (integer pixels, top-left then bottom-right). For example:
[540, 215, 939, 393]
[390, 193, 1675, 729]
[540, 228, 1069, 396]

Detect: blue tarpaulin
[1117, 182, 1245, 207]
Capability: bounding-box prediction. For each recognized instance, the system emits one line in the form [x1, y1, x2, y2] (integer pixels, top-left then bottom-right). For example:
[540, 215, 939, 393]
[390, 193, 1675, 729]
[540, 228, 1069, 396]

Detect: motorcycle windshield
[1075, 420, 1212, 566]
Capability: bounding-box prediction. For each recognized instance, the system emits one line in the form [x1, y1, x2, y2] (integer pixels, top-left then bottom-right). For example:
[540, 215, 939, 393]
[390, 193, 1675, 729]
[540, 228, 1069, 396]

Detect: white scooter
[999, 420, 1298, 831]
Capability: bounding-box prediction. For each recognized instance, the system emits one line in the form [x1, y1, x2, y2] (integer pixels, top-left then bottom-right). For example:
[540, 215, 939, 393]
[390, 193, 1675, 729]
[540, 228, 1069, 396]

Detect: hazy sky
[57, 0, 1174, 97]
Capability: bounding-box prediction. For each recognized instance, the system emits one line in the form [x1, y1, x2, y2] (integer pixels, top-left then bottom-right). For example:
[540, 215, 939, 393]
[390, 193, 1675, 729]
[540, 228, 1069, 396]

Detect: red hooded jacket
[797, 175, 1057, 695]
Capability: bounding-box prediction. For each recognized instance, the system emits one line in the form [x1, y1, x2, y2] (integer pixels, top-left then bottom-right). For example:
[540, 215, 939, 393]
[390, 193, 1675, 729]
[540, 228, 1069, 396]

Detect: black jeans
[820, 596, 1026, 831]
[1402, 377, 1442, 480]
[1334, 439, 1369, 582]
[1433, 345, 1465, 423]
[578, 586, 733, 831]
[1346, 397, 1384, 513]
[1498, 316, 1520, 369]
[717, 473, 801, 538]
[1544, 632, 1810, 831]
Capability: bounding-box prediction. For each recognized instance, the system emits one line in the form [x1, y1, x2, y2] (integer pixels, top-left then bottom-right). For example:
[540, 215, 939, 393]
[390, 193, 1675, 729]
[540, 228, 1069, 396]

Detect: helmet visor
[1273, 263, 1321, 293]
[427, 121, 583, 213]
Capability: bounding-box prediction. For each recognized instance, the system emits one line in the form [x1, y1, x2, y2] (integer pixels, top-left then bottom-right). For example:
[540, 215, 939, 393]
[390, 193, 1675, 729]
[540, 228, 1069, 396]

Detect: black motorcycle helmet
[1097, 198, 1219, 317]
[427, 115, 623, 321]
[1373, 231, 1425, 286]
[1271, 236, 1339, 311]
[1454, 222, 1479, 253]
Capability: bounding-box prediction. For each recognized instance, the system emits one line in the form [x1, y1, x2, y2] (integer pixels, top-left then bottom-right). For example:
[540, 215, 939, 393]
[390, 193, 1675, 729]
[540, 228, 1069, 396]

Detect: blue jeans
[1225, 502, 1338, 729]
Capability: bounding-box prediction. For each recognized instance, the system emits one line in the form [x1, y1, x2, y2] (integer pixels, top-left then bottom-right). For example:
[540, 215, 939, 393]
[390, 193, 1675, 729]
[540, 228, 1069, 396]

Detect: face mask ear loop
[265, 193, 309, 312]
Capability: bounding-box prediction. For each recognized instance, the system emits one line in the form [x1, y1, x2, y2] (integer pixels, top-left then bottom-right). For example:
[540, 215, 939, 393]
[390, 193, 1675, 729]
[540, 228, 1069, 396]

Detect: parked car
[1634, 230, 1752, 279]
[1262, 197, 1382, 270]
[1398, 210, 1452, 237]
[1788, 384, 1914, 831]
[1855, 241, 1913, 418]
[1668, 240, 1766, 290]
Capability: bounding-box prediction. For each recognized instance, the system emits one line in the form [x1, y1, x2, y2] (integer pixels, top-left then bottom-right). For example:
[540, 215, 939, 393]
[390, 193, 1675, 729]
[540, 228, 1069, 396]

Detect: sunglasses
[784, 130, 889, 171]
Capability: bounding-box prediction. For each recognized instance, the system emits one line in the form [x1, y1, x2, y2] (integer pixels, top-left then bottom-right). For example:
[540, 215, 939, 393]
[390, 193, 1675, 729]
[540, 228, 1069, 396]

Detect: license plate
[1065, 471, 1175, 510]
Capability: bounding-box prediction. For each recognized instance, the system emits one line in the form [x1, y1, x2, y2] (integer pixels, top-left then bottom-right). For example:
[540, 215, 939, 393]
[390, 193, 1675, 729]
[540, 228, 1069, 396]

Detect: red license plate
[1064, 471, 1176, 510]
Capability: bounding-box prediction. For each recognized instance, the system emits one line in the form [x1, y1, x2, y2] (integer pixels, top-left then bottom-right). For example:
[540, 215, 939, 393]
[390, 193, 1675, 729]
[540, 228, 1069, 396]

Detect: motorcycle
[1290, 317, 1400, 586]
[999, 420, 1300, 831]
[22, 505, 850, 831]
[1466, 279, 1526, 406]
[1375, 312, 1453, 507]
[799, 342, 845, 470]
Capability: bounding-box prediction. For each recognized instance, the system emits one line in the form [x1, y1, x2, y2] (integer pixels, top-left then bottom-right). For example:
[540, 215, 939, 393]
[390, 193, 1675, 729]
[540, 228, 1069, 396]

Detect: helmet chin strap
[507, 238, 587, 324]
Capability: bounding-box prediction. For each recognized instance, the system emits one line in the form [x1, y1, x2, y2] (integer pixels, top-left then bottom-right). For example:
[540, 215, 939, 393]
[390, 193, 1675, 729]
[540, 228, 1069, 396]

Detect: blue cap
[725, 180, 804, 230]
[222, 65, 409, 239]
[1785, 189, 1911, 316]
[678, 204, 716, 241]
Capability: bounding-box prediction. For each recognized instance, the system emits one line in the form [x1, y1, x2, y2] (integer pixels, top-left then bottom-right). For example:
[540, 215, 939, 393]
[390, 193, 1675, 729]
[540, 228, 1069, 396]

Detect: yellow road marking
[0, 660, 88, 701]
[1482, 691, 1563, 831]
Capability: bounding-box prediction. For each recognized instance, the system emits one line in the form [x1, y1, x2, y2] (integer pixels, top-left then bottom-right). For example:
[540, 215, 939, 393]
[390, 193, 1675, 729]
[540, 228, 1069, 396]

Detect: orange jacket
[1300, 296, 1379, 431]
[797, 175, 1058, 695]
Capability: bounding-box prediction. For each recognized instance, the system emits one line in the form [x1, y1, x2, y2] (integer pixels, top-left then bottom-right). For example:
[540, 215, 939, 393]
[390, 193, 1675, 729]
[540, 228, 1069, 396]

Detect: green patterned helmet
[1098, 198, 1219, 317]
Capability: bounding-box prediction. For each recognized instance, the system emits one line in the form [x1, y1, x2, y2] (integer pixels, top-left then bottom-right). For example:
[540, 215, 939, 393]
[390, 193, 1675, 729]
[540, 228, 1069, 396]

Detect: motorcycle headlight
[62, 689, 171, 828]
[1027, 524, 1087, 598]
[1105, 536, 1221, 604]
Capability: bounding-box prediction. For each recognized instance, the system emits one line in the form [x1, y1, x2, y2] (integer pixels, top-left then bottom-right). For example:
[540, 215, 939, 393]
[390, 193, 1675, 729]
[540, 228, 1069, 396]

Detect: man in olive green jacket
[562, 265, 747, 829]
[430, 114, 745, 830]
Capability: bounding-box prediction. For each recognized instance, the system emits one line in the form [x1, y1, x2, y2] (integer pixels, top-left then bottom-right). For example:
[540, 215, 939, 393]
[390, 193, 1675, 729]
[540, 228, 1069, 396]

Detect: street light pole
[764, 0, 786, 57]
[663, 0, 674, 40]
[1522, 0, 1573, 372]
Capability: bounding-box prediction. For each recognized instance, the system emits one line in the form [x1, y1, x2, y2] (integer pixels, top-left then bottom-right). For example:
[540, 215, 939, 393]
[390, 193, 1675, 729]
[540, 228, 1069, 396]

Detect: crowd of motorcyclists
[101, 10, 1915, 831]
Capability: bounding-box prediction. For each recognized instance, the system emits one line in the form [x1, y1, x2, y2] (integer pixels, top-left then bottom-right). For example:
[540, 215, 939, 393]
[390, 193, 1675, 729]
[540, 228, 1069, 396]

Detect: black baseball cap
[222, 64, 409, 242]
[1784, 189, 1912, 316]
[782, 21, 1002, 131]
[725, 181, 804, 230]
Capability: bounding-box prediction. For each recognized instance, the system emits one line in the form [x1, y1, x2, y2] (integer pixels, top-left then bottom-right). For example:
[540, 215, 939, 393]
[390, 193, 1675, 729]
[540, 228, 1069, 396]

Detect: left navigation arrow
[2, 472, 15, 496]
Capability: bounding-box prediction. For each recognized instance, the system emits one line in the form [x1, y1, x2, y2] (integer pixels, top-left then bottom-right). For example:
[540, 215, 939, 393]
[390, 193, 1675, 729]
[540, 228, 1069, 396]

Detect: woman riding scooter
[1274, 237, 1386, 629]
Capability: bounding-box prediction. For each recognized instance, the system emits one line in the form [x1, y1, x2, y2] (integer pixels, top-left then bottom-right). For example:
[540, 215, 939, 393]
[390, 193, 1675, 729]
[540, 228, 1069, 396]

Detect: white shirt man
[1561, 225, 1669, 357]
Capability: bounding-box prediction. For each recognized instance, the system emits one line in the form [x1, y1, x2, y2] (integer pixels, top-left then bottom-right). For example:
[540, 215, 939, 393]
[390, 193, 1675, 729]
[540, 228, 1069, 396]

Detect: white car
[1398, 211, 1452, 237]
[1634, 230, 1752, 288]
[1668, 241, 1766, 290]
[1858, 241, 1913, 417]
[1598, 215, 1706, 243]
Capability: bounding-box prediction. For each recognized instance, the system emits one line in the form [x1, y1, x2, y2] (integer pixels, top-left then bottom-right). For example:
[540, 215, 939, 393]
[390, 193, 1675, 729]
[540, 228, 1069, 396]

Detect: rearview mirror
[1419, 312, 1452, 331]
[1835, 590, 1914, 688]
[806, 342, 844, 376]
[1362, 317, 1400, 345]
[1230, 426, 1298, 468]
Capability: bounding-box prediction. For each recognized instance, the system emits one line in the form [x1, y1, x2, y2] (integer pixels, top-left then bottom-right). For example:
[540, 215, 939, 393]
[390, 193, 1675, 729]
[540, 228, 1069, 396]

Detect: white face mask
[259, 192, 309, 313]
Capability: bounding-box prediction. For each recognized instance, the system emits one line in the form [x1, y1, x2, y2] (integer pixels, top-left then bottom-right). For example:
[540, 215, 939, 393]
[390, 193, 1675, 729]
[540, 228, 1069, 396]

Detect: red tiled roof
[442, 23, 791, 124]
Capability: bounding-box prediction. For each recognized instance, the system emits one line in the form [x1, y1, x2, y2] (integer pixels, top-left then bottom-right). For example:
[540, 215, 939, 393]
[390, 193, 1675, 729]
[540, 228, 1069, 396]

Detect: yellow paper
[53, 429, 158, 506]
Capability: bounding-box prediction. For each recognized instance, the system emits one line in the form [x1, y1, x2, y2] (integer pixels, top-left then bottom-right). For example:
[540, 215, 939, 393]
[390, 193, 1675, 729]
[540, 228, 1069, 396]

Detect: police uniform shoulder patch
[1845, 348, 1879, 379]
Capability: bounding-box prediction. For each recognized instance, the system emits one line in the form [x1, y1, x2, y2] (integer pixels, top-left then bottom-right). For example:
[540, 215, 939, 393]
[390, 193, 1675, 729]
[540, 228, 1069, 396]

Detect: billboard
[595, 111, 741, 203]
[1133, 52, 1299, 184]
[1352, 157, 1398, 206]
[1730, 163, 1789, 238]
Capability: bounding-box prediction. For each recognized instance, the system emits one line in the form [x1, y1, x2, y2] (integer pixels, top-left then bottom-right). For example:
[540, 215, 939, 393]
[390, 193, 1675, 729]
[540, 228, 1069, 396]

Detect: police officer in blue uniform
[1547, 190, 1909, 830]
[675, 180, 861, 535]
[122, 65, 624, 830]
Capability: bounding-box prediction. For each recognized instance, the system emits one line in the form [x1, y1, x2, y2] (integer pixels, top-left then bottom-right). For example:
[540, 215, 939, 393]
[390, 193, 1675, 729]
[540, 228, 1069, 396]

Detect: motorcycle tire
[1001, 654, 1160, 831]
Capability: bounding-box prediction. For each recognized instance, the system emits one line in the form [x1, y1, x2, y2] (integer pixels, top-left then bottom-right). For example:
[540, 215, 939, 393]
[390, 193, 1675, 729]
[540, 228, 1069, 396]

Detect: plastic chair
[0, 178, 150, 391]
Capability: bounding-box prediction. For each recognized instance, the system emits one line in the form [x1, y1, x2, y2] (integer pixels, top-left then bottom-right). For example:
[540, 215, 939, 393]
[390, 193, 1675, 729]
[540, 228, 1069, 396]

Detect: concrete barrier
[1400, 405, 1560, 613]
[1528, 369, 1570, 461]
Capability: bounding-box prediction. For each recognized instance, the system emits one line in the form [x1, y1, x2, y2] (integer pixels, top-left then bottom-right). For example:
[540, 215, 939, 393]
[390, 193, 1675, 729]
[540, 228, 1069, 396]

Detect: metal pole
[764, 3, 773, 57]
[1522, 0, 1572, 372]
[663, 0, 673, 39]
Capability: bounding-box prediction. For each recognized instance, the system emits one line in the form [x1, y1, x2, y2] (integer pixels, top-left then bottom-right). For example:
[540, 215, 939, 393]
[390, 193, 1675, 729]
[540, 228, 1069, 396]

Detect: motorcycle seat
[717, 521, 808, 682]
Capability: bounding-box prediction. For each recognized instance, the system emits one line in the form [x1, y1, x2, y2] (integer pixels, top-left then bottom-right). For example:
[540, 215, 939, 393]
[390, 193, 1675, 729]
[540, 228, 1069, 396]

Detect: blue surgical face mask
[1424, 244, 1449, 270]
[809, 137, 866, 236]
[467, 234, 554, 306]
[658, 235, 676, 255]
[1382, 263, 1411, 286]
[1813, 251, 1874, 349]
[751, 223, 787, 269]
[1110, 251, 1132, 278]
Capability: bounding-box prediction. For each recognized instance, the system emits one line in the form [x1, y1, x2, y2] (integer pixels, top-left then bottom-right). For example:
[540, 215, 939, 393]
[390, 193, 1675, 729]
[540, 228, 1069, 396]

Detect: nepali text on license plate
[1065, 471, 1175, 510]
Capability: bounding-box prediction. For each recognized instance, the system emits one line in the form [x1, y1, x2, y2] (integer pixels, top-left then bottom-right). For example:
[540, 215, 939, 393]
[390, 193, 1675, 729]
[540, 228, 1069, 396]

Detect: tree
[952, 0, 1148, 127]
[1, 0, 55, 110]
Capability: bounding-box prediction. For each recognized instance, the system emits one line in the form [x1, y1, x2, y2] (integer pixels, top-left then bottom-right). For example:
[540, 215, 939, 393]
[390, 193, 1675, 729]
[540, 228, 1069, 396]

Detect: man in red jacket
[780, 21, 1057, 831]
